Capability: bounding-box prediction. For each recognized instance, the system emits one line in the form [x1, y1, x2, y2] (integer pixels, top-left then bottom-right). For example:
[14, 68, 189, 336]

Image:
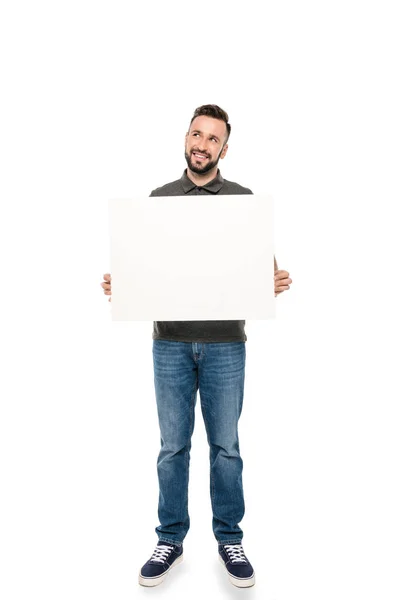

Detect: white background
[1, 1, 399, 599]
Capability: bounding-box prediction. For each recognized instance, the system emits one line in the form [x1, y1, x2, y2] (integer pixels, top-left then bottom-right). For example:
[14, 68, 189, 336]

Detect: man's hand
[275, 269, 292, 297]
[101, 273, 112, 302]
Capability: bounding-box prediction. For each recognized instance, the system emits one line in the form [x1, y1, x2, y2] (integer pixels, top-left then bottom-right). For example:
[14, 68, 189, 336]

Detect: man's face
[185, 116, 229, 175]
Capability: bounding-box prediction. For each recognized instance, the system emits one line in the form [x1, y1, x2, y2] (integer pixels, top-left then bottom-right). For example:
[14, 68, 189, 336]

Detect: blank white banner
[108, 194, 275, 321]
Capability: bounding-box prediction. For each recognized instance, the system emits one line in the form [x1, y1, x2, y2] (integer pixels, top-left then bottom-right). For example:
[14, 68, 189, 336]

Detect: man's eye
[193, 133, 199, 136]
[211, 138, 217, 142]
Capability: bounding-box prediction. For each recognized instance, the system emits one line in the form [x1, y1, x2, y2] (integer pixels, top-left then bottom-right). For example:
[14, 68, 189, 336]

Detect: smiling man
[101, 104, 292, 589]
[185, 112, 229, 178]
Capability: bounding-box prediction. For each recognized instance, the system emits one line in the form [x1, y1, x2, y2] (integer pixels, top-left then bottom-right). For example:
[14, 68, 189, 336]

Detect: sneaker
[138, 540, 183, 587]
[218, 543, 255, 587]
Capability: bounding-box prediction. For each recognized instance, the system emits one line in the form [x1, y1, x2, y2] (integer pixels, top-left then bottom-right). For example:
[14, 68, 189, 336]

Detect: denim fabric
[152, 339, 246, 545]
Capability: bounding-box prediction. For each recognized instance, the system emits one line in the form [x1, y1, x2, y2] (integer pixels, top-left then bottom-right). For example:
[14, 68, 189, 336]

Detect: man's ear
[220, 143, 229, 159]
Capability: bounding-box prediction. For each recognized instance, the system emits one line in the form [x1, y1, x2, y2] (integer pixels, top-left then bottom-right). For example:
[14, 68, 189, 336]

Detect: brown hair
[189, 104, 231, 143]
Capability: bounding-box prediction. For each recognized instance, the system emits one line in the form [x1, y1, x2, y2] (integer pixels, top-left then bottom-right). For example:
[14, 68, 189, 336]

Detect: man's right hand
[101, 273, 112, 302]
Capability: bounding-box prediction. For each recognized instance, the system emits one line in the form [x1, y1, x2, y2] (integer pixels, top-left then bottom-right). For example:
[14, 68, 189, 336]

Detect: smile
[192, 152, 209, 161]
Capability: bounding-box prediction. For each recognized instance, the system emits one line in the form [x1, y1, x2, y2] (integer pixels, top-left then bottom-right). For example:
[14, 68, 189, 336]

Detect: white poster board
[108, 194, 275, 321]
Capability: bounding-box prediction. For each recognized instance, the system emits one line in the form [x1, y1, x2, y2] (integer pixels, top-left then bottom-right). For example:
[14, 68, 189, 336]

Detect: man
[101, 104, 292, 588]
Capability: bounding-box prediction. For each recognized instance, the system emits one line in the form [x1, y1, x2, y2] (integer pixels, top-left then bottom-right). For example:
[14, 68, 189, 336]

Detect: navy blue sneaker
[218, 543, 255, 587]
[138, 540, 183, 587]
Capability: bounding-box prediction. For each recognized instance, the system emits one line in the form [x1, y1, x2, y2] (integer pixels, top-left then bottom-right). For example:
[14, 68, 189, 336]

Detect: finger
[276, 278, 292, 285]
[275, 273, 290, 282]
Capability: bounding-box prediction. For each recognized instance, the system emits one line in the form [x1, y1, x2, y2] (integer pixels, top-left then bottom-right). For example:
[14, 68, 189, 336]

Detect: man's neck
[186, 166, 218, 187]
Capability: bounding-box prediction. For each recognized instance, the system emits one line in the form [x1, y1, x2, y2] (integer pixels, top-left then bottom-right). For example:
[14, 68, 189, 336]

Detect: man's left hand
[275, 270, 292, 297]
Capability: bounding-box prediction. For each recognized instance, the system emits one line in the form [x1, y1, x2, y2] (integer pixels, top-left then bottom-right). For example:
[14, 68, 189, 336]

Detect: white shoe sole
[138, 554, 183, 587]
[219, 554, 256, 587]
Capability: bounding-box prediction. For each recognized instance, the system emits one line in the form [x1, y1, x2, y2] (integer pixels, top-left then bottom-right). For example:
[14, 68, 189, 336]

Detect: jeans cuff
[217, 539, 243, 545]
[158, 537, 183, 547]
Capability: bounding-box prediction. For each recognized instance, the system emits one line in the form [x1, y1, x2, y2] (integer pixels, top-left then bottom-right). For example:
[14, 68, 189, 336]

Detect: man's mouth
[192, 151, 209, 161]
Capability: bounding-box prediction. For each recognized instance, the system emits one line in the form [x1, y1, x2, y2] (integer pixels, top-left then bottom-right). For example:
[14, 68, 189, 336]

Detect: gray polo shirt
[150, 169, 253, 343]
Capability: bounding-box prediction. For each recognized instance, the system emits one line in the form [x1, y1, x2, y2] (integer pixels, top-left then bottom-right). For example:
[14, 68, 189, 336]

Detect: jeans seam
[199, 392, 216, 508]
[184, 375, 197, 519]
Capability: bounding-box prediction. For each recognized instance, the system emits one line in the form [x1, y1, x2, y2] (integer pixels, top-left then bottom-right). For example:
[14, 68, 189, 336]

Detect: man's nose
[197, 144, 209, 154]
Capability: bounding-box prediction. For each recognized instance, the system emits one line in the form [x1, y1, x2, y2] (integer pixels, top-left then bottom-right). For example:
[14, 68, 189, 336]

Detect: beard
[184, 148, 222, 175]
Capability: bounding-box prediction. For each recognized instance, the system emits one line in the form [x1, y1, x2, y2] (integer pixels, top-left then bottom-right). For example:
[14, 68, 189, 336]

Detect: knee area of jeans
[210, 442, 241, 458]
[159, 440, 192, 456]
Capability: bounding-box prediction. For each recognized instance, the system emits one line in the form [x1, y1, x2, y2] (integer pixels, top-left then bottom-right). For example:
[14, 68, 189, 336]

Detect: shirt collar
[180, 168, 225, 194]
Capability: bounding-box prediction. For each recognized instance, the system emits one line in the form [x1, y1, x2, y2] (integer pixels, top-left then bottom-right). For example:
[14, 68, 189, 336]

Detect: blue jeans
[152, 340, 246, 546]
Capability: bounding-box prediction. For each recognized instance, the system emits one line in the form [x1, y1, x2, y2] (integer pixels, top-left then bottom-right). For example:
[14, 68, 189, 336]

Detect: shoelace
[150, 544, 174, 564]
[224, 544, 247, 563]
